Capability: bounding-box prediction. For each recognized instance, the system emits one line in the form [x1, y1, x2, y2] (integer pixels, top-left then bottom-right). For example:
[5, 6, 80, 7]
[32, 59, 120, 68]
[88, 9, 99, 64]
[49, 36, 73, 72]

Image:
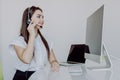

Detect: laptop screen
[67, 44, 90, 64]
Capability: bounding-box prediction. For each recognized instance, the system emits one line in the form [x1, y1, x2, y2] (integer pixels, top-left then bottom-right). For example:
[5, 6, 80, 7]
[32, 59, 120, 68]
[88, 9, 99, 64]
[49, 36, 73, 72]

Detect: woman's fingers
[52, 62, 60, 72]
[27, 21, 37, 36]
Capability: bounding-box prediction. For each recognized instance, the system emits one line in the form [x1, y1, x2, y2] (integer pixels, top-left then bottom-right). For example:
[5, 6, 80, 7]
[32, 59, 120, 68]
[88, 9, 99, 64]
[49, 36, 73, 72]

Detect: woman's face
[31, 10, 44, 29]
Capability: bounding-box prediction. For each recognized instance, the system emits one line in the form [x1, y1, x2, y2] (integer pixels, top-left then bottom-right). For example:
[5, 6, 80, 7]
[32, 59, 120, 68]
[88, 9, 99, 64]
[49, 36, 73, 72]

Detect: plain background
[0, 0, 120, 80]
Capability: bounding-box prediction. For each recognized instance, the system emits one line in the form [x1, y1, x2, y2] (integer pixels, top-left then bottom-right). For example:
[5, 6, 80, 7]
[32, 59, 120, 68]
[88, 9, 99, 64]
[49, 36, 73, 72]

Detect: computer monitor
[85, 5, 112, 70]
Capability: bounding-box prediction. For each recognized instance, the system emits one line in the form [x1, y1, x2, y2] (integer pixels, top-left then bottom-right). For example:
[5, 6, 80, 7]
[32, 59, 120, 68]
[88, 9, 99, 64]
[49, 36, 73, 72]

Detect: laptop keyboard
[59, 62, 82, 66]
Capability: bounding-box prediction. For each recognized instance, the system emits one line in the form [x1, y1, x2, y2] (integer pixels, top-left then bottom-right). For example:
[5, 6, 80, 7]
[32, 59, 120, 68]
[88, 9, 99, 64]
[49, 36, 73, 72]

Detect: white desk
[71, 56, 120, 80]
[29, 56, 120, 80]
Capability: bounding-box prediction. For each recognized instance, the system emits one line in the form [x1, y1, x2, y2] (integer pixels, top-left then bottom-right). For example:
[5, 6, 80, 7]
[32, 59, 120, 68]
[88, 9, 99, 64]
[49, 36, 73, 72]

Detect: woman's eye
[37, 15, 44, 19]
[37, 16, 40, 18]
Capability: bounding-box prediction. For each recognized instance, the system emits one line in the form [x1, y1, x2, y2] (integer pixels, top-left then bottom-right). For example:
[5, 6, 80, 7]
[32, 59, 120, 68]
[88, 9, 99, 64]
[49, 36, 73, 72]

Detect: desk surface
[28, 56, 120, 80]
[71, 56, 120, 80]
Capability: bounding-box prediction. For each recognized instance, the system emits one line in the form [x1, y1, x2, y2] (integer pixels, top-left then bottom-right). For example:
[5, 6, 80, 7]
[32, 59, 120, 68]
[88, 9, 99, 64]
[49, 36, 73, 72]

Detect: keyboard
[59, 62, 82, 66]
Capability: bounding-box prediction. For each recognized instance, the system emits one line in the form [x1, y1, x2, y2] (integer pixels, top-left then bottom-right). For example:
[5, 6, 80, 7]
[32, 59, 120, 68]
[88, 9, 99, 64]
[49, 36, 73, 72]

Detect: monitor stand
[86, 44, 112, 71]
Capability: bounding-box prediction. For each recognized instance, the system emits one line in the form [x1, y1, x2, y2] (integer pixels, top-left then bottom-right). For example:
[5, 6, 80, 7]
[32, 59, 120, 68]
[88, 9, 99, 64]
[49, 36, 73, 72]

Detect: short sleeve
[9, 36, 26, 56]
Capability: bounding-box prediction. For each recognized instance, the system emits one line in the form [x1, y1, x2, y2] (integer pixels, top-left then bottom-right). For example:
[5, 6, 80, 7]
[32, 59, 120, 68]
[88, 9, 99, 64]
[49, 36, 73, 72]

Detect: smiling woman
[9, 6, 59, 80]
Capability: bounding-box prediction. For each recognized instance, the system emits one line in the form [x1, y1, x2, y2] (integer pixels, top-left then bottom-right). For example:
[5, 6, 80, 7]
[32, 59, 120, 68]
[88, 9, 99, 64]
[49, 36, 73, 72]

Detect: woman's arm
[49, 49, 59, 71]
[14, 35, 35, 64]
[14, 21, 37, 64]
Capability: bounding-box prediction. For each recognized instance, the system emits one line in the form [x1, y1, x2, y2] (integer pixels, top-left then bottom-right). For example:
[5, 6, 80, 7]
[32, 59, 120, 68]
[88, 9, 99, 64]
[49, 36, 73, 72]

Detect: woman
[9, 6, 59, 80]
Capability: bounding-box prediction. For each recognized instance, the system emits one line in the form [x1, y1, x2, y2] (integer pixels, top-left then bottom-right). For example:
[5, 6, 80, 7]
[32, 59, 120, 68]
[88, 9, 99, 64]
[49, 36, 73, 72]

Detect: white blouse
[9, 35, 53, 72]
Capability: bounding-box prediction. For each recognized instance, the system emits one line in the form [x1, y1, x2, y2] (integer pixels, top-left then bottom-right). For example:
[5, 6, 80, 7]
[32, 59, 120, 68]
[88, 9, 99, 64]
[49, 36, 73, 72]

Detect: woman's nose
[39, 18, 44, 25]
[40, 17, 44, 21]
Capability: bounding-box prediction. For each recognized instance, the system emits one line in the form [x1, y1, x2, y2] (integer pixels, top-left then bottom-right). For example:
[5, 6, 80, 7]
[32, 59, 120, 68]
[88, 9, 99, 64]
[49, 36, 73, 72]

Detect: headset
[27, 7, 31, 25]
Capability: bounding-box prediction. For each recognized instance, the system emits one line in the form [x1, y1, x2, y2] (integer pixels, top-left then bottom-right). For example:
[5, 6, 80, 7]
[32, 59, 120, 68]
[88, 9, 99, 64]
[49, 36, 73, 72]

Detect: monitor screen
[85, 5, 104, 63]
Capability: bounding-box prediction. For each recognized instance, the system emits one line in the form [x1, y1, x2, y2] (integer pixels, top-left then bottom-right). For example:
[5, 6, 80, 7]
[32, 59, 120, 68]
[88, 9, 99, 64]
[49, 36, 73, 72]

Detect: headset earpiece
[27, 7, 31, 24]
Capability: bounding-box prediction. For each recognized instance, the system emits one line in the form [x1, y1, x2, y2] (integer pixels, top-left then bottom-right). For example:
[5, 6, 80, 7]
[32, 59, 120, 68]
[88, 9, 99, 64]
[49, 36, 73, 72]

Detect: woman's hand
[51, 60, 60, 72]
[27, 21, 38, 38]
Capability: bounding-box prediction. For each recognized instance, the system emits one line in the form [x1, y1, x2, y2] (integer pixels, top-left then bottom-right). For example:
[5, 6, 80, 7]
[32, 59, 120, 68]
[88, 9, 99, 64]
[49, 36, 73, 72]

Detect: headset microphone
[27, 7, 31, 25]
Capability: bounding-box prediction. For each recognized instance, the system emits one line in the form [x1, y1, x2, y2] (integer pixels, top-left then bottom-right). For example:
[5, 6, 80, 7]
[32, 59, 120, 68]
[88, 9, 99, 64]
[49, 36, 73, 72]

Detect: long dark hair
[20, 6, 50, 58]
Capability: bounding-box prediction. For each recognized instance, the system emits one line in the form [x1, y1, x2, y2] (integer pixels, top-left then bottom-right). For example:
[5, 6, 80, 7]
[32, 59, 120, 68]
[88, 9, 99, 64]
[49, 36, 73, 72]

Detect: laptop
[60, 44, 90, 66]
[59, 44, 90, 74]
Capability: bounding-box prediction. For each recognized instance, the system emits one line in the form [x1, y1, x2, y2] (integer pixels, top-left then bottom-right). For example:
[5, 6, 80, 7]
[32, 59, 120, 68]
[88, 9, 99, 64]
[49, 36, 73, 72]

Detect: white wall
[1, 0, 119, 80]
[103, 0, 120, 59]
